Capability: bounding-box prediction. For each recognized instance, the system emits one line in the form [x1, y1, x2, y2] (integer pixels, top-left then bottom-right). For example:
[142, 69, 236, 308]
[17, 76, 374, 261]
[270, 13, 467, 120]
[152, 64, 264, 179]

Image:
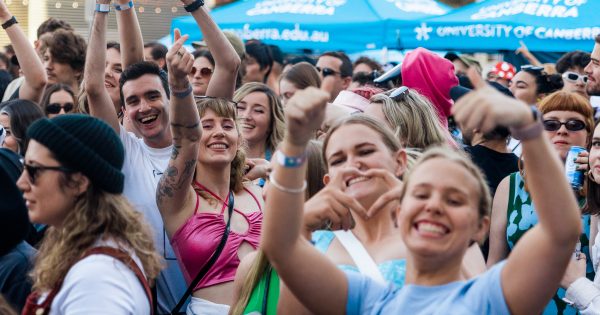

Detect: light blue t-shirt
[346, 261, 509, 315]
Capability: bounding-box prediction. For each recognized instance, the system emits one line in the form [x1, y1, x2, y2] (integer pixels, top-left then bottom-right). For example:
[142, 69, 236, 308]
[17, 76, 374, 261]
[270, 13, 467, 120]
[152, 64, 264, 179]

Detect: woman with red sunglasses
[190, 50, 214, 97]
[489, 91, 596, 315]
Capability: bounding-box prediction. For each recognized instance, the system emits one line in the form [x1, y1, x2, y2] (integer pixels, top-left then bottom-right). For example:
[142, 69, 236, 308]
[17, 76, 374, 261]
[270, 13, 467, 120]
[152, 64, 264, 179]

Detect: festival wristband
[510, 105, 543, 141]
[114, 0, 134, 11]
[95, 3, 110, 12]
[171, 84, 193, 99]
[1, 16, 17, 29]
[275, 150, 306, 168]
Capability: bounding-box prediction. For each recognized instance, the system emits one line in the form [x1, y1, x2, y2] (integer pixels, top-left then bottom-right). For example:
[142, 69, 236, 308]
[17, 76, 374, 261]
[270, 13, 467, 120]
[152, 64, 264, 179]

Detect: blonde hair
[31, 184, 161, 291]
[233, 82, 285, 155]
[229, 251, 270, 315]
[370, 89, 448, 149]
[322, 114, 402, 171]
[196, 97, 247, 193]
[400, 147, 491, 219]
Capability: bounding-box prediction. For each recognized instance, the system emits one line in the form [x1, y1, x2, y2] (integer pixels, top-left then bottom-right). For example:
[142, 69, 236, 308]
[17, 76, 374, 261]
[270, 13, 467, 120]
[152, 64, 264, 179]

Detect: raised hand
[166, 29, 194, 89]
[244, 158, 271, 181]
[452, 67, 533, 134]
[303, 167, 368, 233]
[364, 168, 404, 218]
[284, 87, 330, 147]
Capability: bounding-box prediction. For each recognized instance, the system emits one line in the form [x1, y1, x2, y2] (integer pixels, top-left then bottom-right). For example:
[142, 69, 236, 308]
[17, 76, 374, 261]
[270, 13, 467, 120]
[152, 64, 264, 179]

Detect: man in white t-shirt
[88, 60, 186, 313]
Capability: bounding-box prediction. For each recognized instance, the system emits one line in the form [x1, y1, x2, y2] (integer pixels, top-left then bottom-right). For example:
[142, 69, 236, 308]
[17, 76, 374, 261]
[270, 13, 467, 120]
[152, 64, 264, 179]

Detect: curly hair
[31, 182, 162, 291]
[43, 29, 87, 81]
[233, 82, 285, 155]
[196, 97, 247, 193]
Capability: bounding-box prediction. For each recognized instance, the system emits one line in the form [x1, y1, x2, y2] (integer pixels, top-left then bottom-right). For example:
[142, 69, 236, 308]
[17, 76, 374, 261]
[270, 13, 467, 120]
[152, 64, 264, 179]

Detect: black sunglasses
[24, 163, 73, 185]
[316, 66, 340, 77]
[542, 119, 586, 132]
[389, 86, 409, 101]
[46, 102, 74, 115]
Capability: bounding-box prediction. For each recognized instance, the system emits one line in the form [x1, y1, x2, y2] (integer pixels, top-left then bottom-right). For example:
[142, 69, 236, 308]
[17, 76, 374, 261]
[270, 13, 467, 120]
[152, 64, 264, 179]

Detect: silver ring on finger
[176, 50, 185, 57]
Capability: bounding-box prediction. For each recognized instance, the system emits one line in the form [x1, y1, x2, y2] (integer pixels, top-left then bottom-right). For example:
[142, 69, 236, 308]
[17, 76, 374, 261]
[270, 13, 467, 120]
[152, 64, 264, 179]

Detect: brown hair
[39, 83, 78, 116]
[280, 61, 321, 90]
[43, 30, 87, 82]
[196, 97, 247, 193]
[595, 34, 600, 45]
[306, 140, 326, 199]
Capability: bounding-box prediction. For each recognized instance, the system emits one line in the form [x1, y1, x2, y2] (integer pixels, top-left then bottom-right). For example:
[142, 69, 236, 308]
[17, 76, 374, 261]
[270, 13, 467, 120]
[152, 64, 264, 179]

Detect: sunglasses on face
[562, 71, 588, 84]
[24, 163, 73, 185]
[192, 67, 213, 77]
[46, 102, 74, 115]
[316, 66, 340, 77]
[542, 119, 586, 132]
[389, 86, 409, 101]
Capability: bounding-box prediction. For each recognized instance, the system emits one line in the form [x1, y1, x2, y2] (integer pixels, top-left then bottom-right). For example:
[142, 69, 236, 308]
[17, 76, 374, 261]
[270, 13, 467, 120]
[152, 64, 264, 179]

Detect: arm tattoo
[156, 158, 197, 207]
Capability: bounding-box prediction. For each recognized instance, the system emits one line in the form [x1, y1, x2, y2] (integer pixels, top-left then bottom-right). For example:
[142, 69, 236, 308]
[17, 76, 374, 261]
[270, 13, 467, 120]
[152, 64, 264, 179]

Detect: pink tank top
[170, 181, 263, 290]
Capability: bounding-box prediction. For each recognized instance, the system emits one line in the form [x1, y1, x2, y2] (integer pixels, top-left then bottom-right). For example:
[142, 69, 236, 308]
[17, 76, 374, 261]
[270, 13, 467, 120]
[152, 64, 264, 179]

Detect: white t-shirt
[46, 239, 149, 315]
[120, 127, 187, 313]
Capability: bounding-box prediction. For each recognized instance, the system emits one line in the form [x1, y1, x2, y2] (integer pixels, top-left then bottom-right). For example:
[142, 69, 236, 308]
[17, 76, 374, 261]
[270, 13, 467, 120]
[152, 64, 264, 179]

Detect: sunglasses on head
[24, 163, 73, 185]
[542, 119, 586, 132]
[562, 71, 588, 84]
[521, 65, 544, 72]
[316, 66, 340, 77]
[46, 102, 74, 115]
[192, 66, 213, 77]
[389, 86, 409, 101]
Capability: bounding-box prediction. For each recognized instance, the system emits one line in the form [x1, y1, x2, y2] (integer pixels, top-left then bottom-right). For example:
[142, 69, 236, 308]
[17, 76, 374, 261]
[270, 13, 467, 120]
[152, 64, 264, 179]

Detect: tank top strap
[193, 180, 230, 215]
[243, 187, 263, 212]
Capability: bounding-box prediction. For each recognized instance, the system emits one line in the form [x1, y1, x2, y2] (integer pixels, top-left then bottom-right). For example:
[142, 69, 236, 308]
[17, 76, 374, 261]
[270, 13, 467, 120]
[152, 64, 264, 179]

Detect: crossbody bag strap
[170, 191, 234, 315]
[333, 230, 386, 284]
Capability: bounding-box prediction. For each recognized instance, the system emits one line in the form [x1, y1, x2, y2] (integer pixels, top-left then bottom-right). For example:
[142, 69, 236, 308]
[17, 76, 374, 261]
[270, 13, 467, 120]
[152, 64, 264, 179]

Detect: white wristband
[95, 3, 110, 12]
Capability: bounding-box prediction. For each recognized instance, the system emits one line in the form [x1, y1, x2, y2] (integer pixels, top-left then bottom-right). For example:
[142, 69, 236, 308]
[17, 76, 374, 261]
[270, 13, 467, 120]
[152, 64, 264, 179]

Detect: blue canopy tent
[170, 0, 451, 53]
[396, 0, 600, 52]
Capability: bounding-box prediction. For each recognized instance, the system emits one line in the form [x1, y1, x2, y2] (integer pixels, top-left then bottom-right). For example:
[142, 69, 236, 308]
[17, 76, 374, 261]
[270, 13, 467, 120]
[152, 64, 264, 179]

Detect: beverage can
[565, 146, 586, 191]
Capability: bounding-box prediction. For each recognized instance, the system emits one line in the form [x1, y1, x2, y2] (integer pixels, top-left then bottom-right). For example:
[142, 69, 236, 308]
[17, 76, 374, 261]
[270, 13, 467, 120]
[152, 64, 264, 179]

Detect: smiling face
[324, 123, 403, 207]
[121, 74, 170, 147]
[398, 157, 487, 260]
[198, 108, 240, 166]
[105, 47, 123, 107]
[189, 56, 213, 96]
[509, 71, 539, 105]
[237, 91, 271, 149]
[543, 110, 589, 161]
[16, 140, 82, 227]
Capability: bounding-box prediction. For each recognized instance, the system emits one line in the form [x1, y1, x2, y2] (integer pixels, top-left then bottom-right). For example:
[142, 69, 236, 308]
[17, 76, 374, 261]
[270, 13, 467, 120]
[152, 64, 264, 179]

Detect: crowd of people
[1, 0, 600, 314]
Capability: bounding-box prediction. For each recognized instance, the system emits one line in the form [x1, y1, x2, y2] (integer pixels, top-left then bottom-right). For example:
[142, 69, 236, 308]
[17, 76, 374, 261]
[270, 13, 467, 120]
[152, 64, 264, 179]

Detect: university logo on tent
[387, 0, 448, 15]
[414, 22, 433, 41]
[470, 0, 585, 20]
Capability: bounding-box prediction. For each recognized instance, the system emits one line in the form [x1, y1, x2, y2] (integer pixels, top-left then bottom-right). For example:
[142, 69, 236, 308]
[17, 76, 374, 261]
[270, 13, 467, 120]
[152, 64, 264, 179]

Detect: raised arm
[453, 68, 581, 315]
[0, 2, 47, 102]
[180, 0, 241, 99]
[156, 30, 200, 236]
[261, 87, 347, 315]
[85, 0, 119, 132]
[115, 0, 144, 68]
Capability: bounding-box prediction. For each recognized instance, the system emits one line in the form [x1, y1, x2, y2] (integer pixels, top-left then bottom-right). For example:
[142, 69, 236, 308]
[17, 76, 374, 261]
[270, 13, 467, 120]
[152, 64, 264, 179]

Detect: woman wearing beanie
[17, 114, 161, 314]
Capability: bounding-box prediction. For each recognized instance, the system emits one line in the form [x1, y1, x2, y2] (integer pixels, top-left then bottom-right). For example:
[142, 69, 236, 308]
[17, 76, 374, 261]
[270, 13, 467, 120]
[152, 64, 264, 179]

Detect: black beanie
[27, 114, 125, 193]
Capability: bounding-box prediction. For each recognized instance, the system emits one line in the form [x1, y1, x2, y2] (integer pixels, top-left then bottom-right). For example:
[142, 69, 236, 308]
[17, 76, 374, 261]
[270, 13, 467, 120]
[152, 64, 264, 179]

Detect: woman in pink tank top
[156, 28, 263, 315]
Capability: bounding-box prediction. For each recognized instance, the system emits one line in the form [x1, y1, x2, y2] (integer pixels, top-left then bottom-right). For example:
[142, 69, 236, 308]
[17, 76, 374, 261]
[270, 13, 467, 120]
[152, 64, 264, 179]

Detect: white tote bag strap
[333, 230, 386, 284]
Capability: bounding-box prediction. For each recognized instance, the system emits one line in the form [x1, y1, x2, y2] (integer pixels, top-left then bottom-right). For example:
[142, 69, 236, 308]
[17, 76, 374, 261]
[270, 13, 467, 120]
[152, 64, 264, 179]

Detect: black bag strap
[170, 191, 234, 315]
